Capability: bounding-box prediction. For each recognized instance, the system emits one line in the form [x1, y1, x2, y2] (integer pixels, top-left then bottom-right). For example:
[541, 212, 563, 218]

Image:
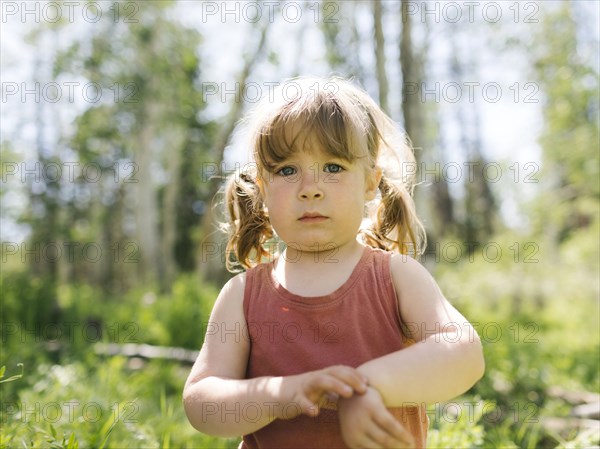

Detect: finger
[373, 411, 415, 446]
[323, 392, 340, 407]
[324, 365, 369, 394]
[366, 422, 412, 449]
[295, 396, 320, 418]
[308, 374, 355, 399]
[313, 391, 339, 411]
[330, 365, 370, 387]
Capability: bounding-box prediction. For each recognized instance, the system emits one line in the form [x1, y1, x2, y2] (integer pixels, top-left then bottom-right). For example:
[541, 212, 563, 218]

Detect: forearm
[183, 376, 280, 437]
[358, 330, 485, 406]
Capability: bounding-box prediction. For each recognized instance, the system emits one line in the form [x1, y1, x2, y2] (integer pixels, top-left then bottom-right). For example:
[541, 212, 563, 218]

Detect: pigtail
[224, 170, 273, 272]
[364, 173, 426, 258]
[356, 92, 426, 258]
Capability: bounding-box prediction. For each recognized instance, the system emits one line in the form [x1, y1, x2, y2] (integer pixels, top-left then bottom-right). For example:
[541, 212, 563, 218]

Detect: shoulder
[222, 271, 247, 295]
[389, 253, 447, 320]
[389, 253, 440, 293]
[213, 271, 247, 314]
[361, 246, 435, 294]
[216, 261, 271, 311]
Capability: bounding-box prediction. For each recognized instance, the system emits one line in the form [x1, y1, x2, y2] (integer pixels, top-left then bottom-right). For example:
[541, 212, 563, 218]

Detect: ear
[255, 176, 263, 193]
[255, 174, 269, 207]
[365, 167, 382, 201]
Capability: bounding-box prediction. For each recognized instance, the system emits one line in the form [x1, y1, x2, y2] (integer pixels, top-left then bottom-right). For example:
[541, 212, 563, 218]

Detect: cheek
[262, 185, 288, 219]
[261, 181, 276, 207]
[350, 177, 370, 202]
[262, 184, 276, 206]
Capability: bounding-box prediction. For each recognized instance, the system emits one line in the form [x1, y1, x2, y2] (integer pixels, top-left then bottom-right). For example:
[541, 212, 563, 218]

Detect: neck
[273, 240, 366, 297]
[279, 240, 364, 270]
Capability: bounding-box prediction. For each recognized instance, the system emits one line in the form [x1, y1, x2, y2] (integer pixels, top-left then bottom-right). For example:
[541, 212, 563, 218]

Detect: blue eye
[324, 163, 343, 173]
[277, 166, 297, 176]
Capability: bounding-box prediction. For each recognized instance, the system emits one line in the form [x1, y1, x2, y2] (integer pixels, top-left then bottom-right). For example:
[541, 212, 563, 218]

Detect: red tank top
[241, 245, 428, 449]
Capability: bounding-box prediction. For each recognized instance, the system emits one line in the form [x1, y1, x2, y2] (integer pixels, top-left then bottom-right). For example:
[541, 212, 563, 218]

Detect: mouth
[298, 213, 328, 223]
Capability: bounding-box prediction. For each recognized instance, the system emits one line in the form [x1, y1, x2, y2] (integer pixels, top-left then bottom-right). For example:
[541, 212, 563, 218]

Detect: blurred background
[1, 1, 598, 448]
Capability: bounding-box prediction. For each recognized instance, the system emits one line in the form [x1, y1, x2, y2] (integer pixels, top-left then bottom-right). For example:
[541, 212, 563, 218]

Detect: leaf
[97, 402, 123, 449]
[0, 363, 24, 384]
[66, 432, 77, 449]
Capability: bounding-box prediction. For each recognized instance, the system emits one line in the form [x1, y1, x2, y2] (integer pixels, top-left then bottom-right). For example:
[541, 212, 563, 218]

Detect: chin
[287, 242, 336, 252]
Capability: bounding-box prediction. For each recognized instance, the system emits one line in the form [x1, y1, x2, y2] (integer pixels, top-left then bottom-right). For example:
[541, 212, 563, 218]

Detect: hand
[338, 386, 415, 449]
[273, 365, 369, 420]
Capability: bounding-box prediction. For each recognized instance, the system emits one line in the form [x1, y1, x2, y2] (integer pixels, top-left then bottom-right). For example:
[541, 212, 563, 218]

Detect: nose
[298, 172, 323, 200]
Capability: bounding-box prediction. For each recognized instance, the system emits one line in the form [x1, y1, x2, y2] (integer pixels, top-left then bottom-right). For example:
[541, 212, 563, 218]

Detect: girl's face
[259, 143, 380, 254]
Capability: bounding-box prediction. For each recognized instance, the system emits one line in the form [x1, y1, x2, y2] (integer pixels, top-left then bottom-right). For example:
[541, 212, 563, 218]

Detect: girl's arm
[357, 254, 485, 406]
[182, 273, 368, 438]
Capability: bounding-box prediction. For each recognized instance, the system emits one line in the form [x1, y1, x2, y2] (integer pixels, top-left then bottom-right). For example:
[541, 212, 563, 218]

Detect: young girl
[183, 76, 485, 449]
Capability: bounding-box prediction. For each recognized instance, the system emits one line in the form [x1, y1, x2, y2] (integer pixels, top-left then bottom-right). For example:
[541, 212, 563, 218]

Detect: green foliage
[0, 358, 239, 449]
[0, 364, 24, 384]
[13, 1, 219, 292]
[433, 226, 599, 448]
[427, 397, 488, 448]
[529, 2, 600, 243]
[1, 271, 58, 338]
[108, 273, 219, 349]
[2, 272, 218, 357]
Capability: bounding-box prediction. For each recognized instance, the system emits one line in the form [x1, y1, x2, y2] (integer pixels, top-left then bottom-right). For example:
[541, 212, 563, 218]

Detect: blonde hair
[223, 76, 426, 272]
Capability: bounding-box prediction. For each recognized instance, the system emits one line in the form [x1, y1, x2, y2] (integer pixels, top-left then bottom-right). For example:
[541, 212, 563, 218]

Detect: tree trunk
[400, 0, 423, 158]
[373, 0, 389, 113]
[160, 127, 186, 290]
[448, 32, 496, 245]
[133, 101, 161, 286]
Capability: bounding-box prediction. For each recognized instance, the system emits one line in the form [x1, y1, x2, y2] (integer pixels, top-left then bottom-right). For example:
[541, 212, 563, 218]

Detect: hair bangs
[254, 87, 371, 173]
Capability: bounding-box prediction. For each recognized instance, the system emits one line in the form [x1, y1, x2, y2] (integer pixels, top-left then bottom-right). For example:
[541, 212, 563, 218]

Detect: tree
[52, 1, 210, 290]
[447, 29, 497, 246]
[319, 1, 366, 79]
[530, 2, 599, 243]
[373, 0, 389, 113]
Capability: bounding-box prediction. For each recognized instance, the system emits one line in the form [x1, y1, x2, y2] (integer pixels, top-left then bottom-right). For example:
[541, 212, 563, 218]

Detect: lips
[298, 212, 328, 223]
